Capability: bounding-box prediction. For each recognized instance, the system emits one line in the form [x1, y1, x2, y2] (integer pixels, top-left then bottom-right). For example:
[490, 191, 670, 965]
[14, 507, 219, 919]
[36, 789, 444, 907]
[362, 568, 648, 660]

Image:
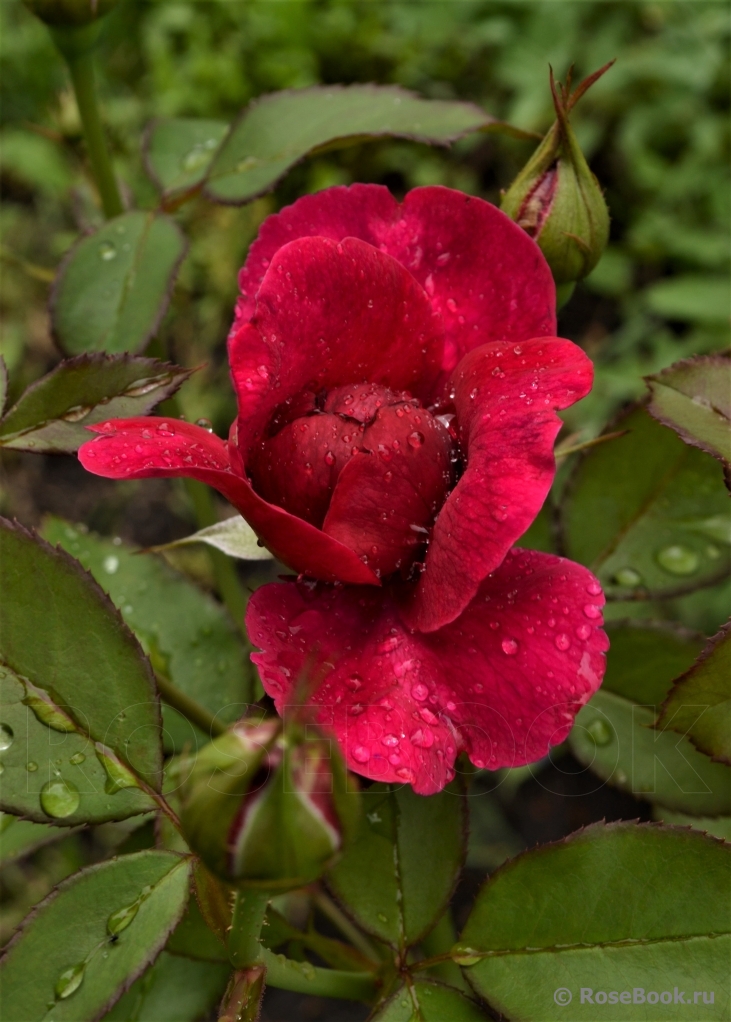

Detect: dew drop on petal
[352, 746, 371, 763]
[411, 682, 429, 701]
[555, 633, 571, 651]
[583, 604, 602, 619]
[381, 734, 399, 748]
[576, 623, 592, 640]
[407, 431, 425, 448]
[345, 674, 363, 692]
[501, 638, 518, 655]
[586, 582, 602, 596]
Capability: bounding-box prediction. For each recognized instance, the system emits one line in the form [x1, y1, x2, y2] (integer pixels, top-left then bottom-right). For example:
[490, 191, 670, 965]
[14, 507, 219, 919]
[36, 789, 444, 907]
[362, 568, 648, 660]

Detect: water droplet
[613, 567, 642, 587]
[583, 604, 602, 619]
[27, 761, 38, 772]
[381, 734, 399, 747]
[586, 582, 602, 596]
[656, 544, 699, 576]
[55, 962, 85, 1000]
[706, 544, 721, 560]
[0, 723, 14, 752]
[156, 421, 175, 436]
[195, 417, 213, 432]
[70, 752, 86, 765]
[501, 638, 518, 655]
[348, 703, 365, 717]
[103, 555, 119, 575]
[407, 431, 425, 448]
[576, 623, 591, 640]
[587, 718, 613, 747]
[411, 682, 429, 701]
[554, 633, 571, 651]
[107, 901, 140, 935]
[324, 450, 336, 466]
[22, 683, 75, 733]
[410, 728, 434, 748]
[352, 746, 370, 763]
[377, 912, 388, 923]
[40, 778, 80, 819]
[345, 674, 363, 692]
[96, 748, 140, 794]
[98, 242, 117, 262]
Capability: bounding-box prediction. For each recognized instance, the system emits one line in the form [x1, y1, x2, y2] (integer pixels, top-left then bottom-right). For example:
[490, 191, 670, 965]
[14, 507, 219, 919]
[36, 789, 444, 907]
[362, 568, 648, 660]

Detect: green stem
[419, 911, 469, 991]
[261, 948, 377, 1002]
[313, 891, 381, 961]
[228, 890, 270, 969]
[64, 47, 123, 219]
[155, 670, 226, 739]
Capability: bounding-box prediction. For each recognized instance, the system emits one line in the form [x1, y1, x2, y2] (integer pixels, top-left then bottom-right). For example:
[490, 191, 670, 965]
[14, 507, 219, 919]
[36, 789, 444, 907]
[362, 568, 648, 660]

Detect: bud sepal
[501, 62, 613, 286]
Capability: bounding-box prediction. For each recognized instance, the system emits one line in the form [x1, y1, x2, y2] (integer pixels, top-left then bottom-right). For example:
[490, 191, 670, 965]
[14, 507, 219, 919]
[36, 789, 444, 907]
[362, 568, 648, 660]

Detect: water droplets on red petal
[352, 746, 370, 763]
[411, 682, 429, 701]
[501, 638, 518, 655]
[555, 633, 571, 651]
[583, 604, 602, 619]
[586, 582, 602, 596]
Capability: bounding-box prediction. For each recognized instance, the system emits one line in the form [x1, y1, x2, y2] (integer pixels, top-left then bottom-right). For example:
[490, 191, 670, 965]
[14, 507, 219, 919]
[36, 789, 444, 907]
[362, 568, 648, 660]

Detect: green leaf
[0, 520, 162, 800]
[51, 212, 187, 355]
[204, 85, 506, 204]
[0, 355, 192, 454]
[644, 274, 731, 325]
[569, 622, 730, 816]
[460, 822, 731, 1022]
[0, 814, 71, 865]
[150, 515, 274, 561]
[143, 118, 229, 196]
[561, 406, 731, 600]
[657, 622, 731, 765]
[373, 981, 488, 1021]
[102, 952, 229, 1022]
[0, 850, 191, 1022]
[652, 808, 731, 843]
[0, 354, 8, 416]
[42, 518, 251, 749]
[327, 782, 465, 950]
[166, 894, 227, 963]
[647, 354, 731, 472]
[0, 663, 155, 825]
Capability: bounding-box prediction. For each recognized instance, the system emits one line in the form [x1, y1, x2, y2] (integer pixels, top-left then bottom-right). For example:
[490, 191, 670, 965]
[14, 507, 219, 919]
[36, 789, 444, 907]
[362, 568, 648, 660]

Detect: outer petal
[229, 235, 444, 452]
[78, 418, 378, 585]
[404, 336, 594, 633]
[247, 549, 608, 796]
[234, 184, 556, 381]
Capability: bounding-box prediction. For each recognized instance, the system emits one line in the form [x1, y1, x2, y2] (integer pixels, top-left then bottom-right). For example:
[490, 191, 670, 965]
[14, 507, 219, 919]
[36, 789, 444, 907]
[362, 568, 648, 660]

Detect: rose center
[248, 382, 455, 576]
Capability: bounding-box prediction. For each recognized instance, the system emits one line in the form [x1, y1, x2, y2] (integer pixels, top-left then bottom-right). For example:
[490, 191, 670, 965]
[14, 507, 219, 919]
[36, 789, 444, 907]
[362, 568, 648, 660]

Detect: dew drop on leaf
[103, 555, 119, 575]
[40, 778, 80, 819]
[55, 962, 85, 1000]
[587, 718, 613, 746]
[656, 544, 699, 576]
[613, 567, 642, 587]
[0, 723, 14, 752]
[27, 761, 38, 772]
[98, 242, 117, 262]
[107, 901, 140, 935]
[69, 752, 86, 765]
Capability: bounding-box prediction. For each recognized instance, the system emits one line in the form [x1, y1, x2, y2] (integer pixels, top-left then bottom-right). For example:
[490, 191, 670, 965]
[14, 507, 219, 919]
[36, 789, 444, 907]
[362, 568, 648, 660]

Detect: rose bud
[23, 0, 120, 27]
[501, 62, 613, 294]
[179, 717, 360, 891]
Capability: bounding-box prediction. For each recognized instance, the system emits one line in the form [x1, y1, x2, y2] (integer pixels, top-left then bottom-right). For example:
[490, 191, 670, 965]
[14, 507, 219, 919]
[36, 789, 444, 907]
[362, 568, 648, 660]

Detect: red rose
[79, 184, 607, 794]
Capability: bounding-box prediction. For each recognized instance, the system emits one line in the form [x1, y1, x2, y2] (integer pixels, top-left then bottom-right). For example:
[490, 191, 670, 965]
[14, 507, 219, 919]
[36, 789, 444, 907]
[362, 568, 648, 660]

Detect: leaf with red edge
[102, 952, 230, 1022]
[0, 355, 192, 454]
[51, 212, 186, 356]
[204, 85, 527, 205]
[459, 822, 731, 1022]
[372, 981, 487, 1021]
[0, 850, 191, 1022]
[143, 118, 229, 197]
[646, 354, 731, 478]
[657, 622, 731, 766]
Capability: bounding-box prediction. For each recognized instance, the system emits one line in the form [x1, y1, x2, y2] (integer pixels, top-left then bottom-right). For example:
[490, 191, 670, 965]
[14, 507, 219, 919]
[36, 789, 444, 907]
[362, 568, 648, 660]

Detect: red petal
[404, 336, 594, 632]
[229, 236, 444, 453]
[323, 403, 452, 579]
[246, 549, 607, 795]
[78, 418, 378, 585]
[234, 184, 556, 382]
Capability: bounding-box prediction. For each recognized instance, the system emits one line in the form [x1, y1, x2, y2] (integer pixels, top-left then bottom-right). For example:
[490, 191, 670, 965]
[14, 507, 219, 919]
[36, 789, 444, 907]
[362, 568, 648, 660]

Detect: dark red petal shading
[234, 184, 556, 382]
[246, 549, 608, 796]
[77, 418, 378, 585]
[403, 336, 594, 633]
[249, 412, 365, 527]
[229, 236, 444, 453]
[323, 404, 452, 578]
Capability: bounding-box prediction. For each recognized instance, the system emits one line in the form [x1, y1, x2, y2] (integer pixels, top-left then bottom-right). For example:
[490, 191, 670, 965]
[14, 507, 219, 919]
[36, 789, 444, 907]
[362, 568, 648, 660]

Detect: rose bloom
[80, 185, 607, 794]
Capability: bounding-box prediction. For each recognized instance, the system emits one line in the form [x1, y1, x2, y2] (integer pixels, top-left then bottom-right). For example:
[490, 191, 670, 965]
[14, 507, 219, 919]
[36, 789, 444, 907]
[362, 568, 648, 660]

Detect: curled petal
[235, 184, 556, 384]
[323, 403, 452, 578]
[246, 548, 607, 795]
[229, 235, 444, 452]
[78, 418, 378, 585]
[404, 336, 594, 632]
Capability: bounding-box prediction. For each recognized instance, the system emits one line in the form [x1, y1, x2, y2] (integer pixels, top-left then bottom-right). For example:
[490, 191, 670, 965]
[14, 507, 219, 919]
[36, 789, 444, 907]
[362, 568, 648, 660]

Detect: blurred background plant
[1, 3, 729, 1018]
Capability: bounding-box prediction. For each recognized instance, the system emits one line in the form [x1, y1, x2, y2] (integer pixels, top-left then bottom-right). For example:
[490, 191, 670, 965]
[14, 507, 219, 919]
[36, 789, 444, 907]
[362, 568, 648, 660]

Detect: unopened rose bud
[23, 0, 119, 27]
[501, 62, 613, 290]
[180, 718, 360, 891]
